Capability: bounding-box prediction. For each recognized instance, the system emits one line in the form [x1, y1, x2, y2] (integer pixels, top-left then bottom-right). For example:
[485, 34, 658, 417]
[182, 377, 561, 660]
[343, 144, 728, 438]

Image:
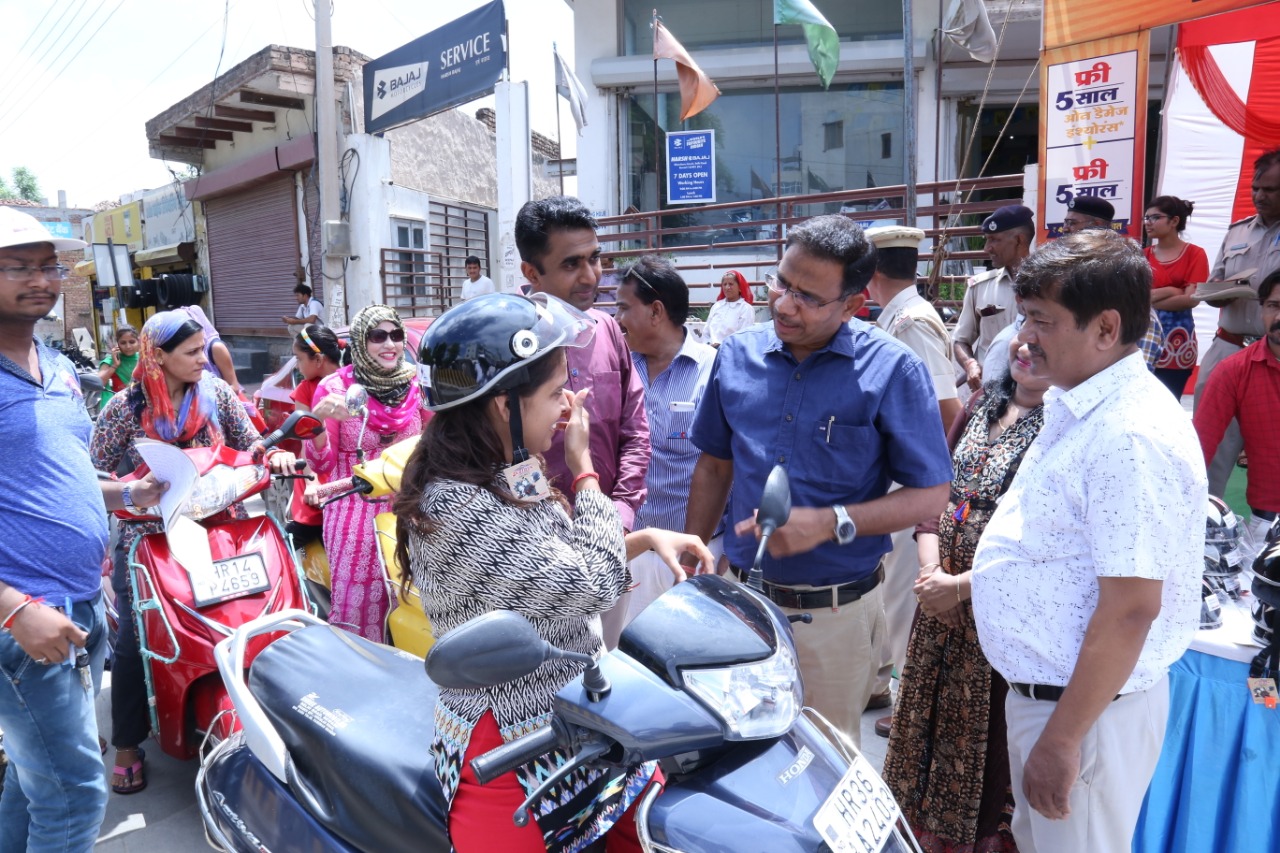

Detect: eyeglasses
[365, 327, 406, 344]
[1142, 214, 1168, 223]
[765, 272, 845, 310]
[0, 264, 69, 283]
[623, 263, 660, 299]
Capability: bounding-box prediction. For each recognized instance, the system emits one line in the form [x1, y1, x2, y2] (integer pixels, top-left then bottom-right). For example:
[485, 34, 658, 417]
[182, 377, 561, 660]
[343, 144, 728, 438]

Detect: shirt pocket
[659, 412, 698, 452]
[801, 421, 883, 496]
[576, 368, 621, 427]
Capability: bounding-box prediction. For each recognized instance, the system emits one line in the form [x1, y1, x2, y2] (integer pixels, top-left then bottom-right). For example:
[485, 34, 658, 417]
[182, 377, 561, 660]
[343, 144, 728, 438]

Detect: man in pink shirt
[515, 196, 650, 536]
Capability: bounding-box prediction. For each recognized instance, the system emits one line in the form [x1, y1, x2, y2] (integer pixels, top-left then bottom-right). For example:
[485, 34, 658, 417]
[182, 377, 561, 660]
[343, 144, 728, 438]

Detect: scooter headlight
[682, 640, 802, 740]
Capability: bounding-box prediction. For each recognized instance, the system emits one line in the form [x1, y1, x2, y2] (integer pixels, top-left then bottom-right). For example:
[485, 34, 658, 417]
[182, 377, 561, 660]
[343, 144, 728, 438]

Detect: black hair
[294, 283, 312, 297]
[874, 246, 920, 282]
[1013, 229, 1151, 346]
[392, 348, 568, 591]
[1007, 223, 1035, 243]
[981, 369, 1020, 426]
[465, 255, 481, 266]
[115, 324, 139, 340]
[159, 320, 204, 353]
[514, 196, 599, 272]
[294, 323, 346, 366]
[1255, 148, 1280, 175]
[785, 214, 877, 296]
[1259, 269, 1280, 304]
[1146, 195, 1195, 232]
[622, 254, 690, 326]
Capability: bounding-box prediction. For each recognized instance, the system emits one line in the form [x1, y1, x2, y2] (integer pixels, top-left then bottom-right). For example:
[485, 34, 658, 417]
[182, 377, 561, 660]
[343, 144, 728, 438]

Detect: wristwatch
[831, 504, 856, 545]
[122, 485, 138, 514]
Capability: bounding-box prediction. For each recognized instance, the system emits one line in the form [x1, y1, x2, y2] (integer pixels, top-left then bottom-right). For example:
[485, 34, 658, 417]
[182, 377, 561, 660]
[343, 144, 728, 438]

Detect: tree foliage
[12, 167, 41, 203]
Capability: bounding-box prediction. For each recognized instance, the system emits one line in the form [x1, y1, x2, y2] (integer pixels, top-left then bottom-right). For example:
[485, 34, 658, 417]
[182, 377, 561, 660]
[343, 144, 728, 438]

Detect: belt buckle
[1026, 683, 1040, 701]
[831, 586, 840, 613]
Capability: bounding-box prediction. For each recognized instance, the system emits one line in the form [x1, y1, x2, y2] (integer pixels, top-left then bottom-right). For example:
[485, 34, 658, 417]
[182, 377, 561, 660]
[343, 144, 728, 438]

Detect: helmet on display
[1252, 599, 1276, 647]
[418, 292, 595, 412]
[1204, 495, 1243, 603]
[1253, 540, 1280, 609]
[1264, 515, 1280, 552]
[1199, 577, 1223, 629]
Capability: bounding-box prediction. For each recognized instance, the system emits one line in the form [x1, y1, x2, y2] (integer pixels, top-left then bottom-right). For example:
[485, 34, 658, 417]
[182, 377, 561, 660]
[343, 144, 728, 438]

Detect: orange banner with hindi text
[1044, 0, 1276, 49]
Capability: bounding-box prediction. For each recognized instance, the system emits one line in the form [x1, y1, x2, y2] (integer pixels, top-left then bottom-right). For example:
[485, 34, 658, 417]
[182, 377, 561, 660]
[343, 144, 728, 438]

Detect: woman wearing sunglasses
[306, 305, 429, 640]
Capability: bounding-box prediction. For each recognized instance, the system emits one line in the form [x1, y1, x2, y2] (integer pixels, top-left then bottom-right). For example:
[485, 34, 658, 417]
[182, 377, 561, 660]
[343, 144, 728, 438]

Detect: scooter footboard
[198, 733, 360, 853]
[641, 716, 849, 853]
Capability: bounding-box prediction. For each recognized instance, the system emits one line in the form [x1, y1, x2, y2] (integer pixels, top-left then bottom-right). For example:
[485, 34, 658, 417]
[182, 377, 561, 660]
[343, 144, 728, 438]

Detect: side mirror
[747, 465, 792, 590]
[426, 611, 552, 689]
[262, 411, 325, 449]
[757, 465, 792, 536]
[344, 383, 369, 416]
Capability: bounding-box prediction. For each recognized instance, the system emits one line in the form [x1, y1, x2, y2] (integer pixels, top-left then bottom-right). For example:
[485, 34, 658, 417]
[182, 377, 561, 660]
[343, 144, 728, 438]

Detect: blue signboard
[43, 221, 74, 239]
[363, 0, 506, 134]
[666, 130, 716, 205]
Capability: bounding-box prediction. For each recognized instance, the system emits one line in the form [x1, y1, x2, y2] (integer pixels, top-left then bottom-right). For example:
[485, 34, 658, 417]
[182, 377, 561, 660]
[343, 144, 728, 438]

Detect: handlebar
[471, 724, 561, 786]
[313, 476, 375, 507]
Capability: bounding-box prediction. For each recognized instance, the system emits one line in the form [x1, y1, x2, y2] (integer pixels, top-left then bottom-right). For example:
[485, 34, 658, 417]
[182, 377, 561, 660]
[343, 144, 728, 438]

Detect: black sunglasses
[366, 327, 406, 344]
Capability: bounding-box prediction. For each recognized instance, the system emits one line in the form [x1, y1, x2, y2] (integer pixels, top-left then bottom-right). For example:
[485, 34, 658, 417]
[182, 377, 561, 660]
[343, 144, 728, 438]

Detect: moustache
[1271, 321, 1280, 333]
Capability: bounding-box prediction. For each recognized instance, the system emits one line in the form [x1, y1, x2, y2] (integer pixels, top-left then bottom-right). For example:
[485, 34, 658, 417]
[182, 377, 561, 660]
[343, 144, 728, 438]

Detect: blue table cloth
[1134, 648, 1280, 852]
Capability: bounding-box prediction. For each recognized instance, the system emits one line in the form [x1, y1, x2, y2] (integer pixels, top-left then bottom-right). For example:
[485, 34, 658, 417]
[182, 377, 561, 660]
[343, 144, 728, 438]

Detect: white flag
[943, 0, 998, 64]
[553, 47, 589, 134]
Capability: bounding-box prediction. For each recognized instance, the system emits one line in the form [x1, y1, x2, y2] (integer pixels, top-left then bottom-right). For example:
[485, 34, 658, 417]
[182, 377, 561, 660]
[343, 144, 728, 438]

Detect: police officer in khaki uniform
[953, 205, 1033, 391]
[864, 225, 963, 732]
[1195, 149, 1280, 496]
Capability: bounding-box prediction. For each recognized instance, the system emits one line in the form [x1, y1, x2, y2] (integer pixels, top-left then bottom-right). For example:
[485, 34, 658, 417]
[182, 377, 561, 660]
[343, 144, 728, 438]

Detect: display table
[1133, 599, 1279, 852]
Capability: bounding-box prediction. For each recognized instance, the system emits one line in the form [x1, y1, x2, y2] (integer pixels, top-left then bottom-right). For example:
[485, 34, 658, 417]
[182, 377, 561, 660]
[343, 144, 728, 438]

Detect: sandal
[110, 748, 147, 795]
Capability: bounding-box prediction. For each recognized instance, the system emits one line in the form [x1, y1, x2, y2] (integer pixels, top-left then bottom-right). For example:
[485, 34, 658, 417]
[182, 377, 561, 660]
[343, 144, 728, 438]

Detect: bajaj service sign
[363, 0, 506, 134]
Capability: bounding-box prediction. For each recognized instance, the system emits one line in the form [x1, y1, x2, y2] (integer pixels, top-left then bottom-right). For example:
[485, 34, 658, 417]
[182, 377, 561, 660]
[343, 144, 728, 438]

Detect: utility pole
[902, 0, 918, 226]
[315, 0, 346, 324]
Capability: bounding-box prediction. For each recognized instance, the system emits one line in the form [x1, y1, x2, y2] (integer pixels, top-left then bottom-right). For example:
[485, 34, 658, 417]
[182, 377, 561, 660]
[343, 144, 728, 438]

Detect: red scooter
[112, 412, 322, 760]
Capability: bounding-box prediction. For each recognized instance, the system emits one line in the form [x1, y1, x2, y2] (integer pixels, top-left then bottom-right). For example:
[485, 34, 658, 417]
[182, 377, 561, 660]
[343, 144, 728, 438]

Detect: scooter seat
[249, 624, 448, 853]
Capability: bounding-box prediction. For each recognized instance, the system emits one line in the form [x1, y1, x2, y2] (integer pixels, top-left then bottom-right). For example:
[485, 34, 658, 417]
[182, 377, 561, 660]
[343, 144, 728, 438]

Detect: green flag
[774, 0, 839, 89]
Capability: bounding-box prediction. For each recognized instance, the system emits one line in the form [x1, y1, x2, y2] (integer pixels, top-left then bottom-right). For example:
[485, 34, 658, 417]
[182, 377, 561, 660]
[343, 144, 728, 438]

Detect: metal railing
[596, 173, 1026, 308]
[380, 249, 459, 317]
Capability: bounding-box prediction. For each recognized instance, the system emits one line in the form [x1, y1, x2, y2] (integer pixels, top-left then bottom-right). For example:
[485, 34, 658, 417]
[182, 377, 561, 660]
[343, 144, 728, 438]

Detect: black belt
[1252, 508, 1278, 523]
[1008, 682, 1120, 702]
[729, 564, 884, 610]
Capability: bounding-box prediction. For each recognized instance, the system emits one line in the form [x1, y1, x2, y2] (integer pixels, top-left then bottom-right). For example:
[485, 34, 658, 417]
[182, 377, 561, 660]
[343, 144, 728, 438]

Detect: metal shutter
[205, 177, 298, 334]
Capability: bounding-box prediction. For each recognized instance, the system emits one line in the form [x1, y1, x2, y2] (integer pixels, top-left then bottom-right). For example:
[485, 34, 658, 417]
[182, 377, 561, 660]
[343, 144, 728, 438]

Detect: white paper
[133, 439, 199, 532]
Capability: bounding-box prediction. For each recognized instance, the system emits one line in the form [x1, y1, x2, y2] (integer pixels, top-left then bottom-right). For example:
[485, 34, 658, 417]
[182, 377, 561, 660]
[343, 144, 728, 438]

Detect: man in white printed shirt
[971, 229, 1206, 853]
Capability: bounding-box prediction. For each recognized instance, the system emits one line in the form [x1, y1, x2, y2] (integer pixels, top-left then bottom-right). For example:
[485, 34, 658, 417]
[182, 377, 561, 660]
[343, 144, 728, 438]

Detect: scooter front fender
[642, 715, 848, 853]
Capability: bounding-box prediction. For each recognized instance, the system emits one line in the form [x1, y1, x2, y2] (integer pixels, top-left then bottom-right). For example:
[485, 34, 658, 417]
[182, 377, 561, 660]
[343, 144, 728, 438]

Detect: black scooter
[197, 468, 923, 852]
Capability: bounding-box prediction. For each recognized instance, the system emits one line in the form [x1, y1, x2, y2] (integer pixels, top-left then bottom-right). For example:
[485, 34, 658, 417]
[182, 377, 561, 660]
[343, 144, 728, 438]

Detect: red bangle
[2, 595, 42, 630]
[572, 471, 600, 492]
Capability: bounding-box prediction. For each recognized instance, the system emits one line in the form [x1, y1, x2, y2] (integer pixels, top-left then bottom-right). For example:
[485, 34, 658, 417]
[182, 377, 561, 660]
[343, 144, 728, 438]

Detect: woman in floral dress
[884, 337, 1050, 853]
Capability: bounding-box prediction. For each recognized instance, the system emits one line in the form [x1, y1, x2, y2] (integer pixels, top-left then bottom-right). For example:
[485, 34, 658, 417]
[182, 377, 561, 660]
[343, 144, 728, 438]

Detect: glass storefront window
[621, 0, 903, 54]
[623, 84, 905, 248]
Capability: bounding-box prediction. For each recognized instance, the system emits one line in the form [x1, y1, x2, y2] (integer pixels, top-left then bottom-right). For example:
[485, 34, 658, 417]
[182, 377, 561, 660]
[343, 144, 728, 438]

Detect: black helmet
[1204, 495, 1243, 602]
[1252, 599, 1275, 647]
[1200, 577, 1224, 629]
[1253, 541, 1280, 609]
[419, 292, 595, 412]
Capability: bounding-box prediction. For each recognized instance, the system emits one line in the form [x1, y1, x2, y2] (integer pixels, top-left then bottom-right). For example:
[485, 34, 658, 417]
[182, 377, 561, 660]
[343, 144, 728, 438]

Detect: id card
[503, 458, 551, 503]
[1248, 677, 1279, 709]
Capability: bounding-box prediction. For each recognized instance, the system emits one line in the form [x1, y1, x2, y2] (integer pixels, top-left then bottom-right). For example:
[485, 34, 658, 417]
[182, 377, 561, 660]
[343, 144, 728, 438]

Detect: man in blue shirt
[0, 207, 164, 851]
[685, 215, 952, 745]
[609, 255, 717, 642]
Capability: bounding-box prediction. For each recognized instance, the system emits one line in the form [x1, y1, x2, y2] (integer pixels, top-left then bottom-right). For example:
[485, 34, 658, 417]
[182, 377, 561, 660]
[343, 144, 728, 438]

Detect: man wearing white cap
[865, 225, 963, 730]
[0, 206, 165, 850]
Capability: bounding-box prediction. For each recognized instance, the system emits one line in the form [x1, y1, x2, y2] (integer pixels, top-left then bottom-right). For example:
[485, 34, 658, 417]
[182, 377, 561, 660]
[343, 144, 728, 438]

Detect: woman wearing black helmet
[392, 292, 711, 852]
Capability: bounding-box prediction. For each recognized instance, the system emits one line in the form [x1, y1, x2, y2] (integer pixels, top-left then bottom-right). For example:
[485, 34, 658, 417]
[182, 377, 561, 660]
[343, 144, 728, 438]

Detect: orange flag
[652, 19, 721, 120]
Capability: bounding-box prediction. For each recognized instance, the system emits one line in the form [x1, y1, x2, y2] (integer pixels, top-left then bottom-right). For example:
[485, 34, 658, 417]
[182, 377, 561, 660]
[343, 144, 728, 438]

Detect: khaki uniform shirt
[953, 267, 1018, 362]
[1210, 215, 1280, 336]
[876, 288, 957, 402]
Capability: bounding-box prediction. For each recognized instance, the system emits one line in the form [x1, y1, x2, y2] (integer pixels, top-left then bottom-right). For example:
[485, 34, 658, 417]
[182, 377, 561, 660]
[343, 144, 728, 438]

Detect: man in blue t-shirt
[685, 214, 952, 746]
[0, 207, 165, 850]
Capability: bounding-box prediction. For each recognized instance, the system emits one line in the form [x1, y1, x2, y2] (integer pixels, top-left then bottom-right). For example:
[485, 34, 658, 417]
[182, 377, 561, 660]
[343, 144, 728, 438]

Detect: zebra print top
[409, 480, 654, 852]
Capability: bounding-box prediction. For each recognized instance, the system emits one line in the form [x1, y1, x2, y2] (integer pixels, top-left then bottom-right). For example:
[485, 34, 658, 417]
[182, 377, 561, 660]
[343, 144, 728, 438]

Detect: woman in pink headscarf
[704, 270, 756, 346]
[305, 304, 429, 640]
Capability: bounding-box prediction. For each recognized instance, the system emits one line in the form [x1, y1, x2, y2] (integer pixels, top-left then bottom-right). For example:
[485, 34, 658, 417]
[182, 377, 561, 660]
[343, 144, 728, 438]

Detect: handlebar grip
[312, 477, 356, 500]
[470, 725, 561, 786]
